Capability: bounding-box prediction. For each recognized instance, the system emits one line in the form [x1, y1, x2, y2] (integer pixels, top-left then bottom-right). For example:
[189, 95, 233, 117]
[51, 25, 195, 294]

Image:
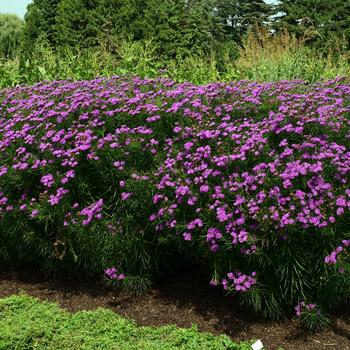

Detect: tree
[0, 14, 23, 59]
[180, 0, 223, 55]
[91, 0, 126, 50]
[215, 0, 272, 42]
[23, 0, 61, 47]
[139, 0, 184, 56]
[53, 0, 149, 50]
[20, 0, 238, 57]
[274, 0, 350, 50]
[54, 0, 99, 48]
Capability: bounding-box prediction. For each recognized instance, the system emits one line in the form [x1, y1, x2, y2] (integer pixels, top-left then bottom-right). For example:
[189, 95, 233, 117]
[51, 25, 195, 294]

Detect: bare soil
[0, 269, 349, 350]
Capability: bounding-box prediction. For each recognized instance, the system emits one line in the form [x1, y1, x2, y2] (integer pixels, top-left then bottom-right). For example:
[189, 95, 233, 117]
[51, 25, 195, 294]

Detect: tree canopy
[23, 0, 60, 47]
[22, 0, 273, 56]
[16, 0, 350, 57]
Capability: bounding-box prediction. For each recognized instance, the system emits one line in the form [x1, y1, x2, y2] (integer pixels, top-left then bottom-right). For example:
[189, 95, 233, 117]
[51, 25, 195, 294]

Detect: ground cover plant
[0, 294, 250, 350]
[1, 76, 350, 329]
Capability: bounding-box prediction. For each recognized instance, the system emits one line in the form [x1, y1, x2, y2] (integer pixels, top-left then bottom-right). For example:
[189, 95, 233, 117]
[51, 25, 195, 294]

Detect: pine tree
[274, 0, 350, 50]
[91, 0, 125, 50]
[215, 0, 272, 42]
[54, 0, 99, 48]
[180, 0, 222, 55]
[23, 0, 61, 47]
[21, 0, 228, 56]
[139, 0, 184, 56]
[54, 0, 143, 49]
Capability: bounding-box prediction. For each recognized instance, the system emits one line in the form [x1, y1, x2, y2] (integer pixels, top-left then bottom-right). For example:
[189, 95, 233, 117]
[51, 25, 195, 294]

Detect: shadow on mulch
[0, 268, 349, 350]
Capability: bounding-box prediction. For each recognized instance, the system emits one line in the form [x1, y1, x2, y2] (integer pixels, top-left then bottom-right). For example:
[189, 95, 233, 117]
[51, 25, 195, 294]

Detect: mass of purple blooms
[324, 239, 350, 265]
[295, 301, 317, 317]
[105, 267, 125, 281]
[1, 76, 350, 318]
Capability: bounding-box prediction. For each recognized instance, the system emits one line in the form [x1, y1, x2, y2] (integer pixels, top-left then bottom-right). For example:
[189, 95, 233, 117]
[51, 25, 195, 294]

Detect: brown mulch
[0, 270, 349, 350]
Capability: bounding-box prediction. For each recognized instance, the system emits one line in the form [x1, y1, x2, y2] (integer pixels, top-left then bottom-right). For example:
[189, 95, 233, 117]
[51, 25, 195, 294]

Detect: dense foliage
[1, 0, 349, 91]
[20, 0, 350, 57]
[216, 0, 271, 42]
[24, 0, 224, 56]
[275, 0, 350, 50]
[0, 295, 250, 349]
[22, 0, 60, 49]
[1, 76, 350, 324]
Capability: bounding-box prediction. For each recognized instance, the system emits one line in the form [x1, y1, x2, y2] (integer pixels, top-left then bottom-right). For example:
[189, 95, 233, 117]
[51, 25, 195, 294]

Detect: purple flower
[41, 174, 55, 188]
[183, 232, 192, 241]
[199, 185, 209, 193]
[114, 161, 125, 170]
[80, 199, 104, 226]
[209, 279, 218, 287]
[121, 192, 132, 201]
[30, 210, 39, 218]
[187, 218, 203, 230]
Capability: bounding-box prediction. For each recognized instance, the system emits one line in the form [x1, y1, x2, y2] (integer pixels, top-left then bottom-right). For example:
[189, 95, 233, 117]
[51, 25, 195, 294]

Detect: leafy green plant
[0, 59, 21, 88]
[295, 302, 331, 333]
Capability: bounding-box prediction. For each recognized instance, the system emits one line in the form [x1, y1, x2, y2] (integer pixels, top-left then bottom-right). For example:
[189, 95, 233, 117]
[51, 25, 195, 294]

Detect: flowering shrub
[295, 302, 330, 332]
[325, 239, 350, 265]
[1, 76, 350, 321]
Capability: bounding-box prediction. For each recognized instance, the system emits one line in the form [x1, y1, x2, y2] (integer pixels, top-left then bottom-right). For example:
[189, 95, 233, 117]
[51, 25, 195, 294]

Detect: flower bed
[1, 77, 350, 322]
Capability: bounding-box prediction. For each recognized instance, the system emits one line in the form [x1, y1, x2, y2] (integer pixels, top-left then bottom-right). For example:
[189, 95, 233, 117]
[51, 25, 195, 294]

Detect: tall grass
[236, 28, 350, 82]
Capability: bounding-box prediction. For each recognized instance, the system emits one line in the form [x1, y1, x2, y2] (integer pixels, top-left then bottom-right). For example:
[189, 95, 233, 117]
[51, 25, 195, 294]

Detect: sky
[0, 0, 32, 18]
[0, 0, 277, 18]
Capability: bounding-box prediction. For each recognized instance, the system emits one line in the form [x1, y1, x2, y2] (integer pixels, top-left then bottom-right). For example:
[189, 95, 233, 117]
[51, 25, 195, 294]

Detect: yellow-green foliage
[0, 295, 251, 350]
[236, 28, 350, 82]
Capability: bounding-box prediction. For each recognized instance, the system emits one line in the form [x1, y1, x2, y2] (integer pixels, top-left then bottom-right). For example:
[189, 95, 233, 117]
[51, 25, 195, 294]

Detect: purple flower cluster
[80, 199, 103, 226]
[295, 301, 317, 317]
[41, 174, 55, 188]
[324, 240, 350, 264]
[104, 267, 125, 280]
[222, 271, 257, 292]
